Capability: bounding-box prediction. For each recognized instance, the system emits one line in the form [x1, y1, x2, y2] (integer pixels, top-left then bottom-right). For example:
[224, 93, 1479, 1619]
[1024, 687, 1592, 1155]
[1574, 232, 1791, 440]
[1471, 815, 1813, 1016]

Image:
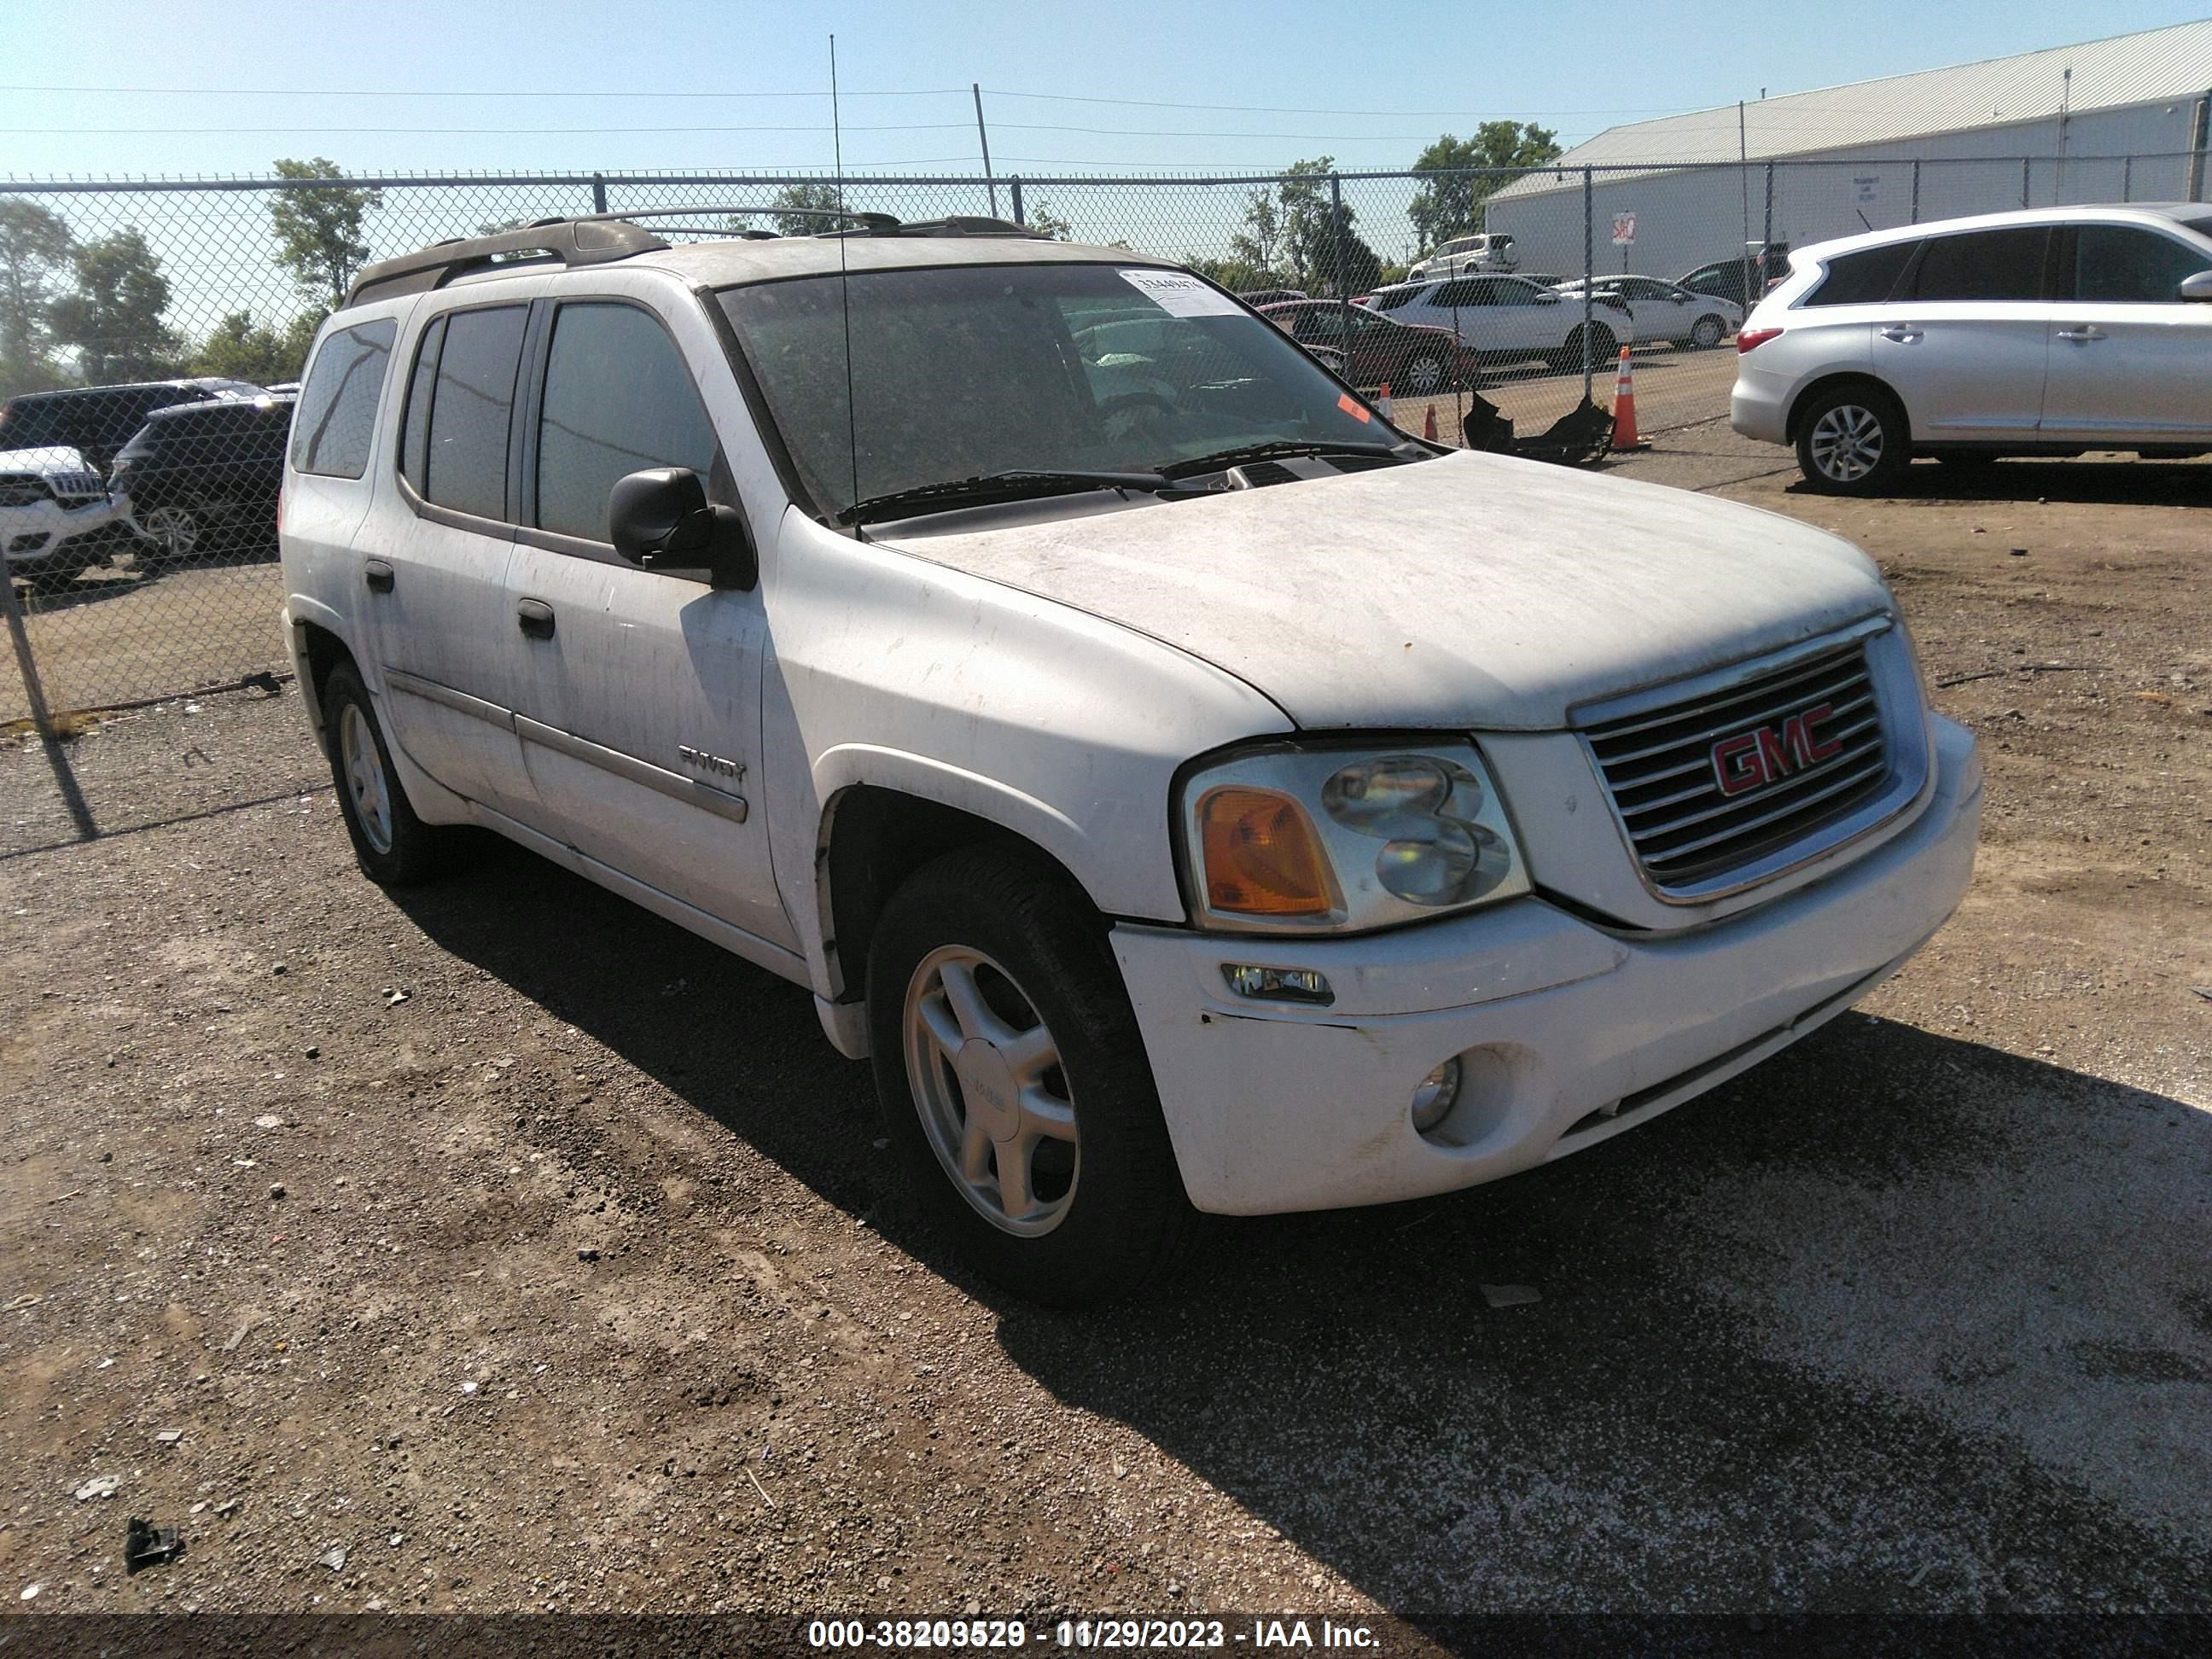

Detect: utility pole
[973, 84, 998, 218]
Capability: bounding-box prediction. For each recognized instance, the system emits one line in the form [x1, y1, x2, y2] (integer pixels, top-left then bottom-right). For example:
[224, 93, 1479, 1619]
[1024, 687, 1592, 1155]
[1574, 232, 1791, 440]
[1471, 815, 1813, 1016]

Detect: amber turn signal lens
[1198, 787, 1333, 917]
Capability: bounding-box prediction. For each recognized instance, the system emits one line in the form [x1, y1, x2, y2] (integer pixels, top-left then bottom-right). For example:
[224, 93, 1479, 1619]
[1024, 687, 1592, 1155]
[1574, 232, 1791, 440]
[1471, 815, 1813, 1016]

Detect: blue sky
[5, 0, 2209, 179]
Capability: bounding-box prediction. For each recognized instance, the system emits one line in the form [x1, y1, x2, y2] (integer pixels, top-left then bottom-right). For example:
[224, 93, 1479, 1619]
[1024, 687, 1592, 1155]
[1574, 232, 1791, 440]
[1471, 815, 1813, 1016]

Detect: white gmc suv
[280, 210, 1982, 1305]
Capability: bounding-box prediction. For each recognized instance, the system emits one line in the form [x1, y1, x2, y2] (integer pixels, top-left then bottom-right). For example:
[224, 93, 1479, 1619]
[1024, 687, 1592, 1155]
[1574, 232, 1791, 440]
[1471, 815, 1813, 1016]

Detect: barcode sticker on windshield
[1118, 269, 1243, 317]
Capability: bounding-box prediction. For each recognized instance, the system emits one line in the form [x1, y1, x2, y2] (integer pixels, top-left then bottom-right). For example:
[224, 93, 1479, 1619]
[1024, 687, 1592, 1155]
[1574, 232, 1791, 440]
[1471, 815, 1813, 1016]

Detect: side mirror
[608, 467, 758, 591]
[2181, 271, 2212, 303]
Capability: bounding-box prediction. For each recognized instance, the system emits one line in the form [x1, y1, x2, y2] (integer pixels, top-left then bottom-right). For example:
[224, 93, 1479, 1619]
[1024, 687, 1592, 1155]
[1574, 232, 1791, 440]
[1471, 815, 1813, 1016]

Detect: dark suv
[110, 393, 296, 564]
[0, 378, 266, 475]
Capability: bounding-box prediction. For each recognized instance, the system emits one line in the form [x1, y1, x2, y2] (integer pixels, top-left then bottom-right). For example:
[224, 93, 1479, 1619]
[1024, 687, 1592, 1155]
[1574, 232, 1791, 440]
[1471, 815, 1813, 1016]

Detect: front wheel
[1400, 350, 1448, 397]
[1795, 385, 1910, 495]
[138, 503, 202, 567]
[867, 847, 1191, 1307]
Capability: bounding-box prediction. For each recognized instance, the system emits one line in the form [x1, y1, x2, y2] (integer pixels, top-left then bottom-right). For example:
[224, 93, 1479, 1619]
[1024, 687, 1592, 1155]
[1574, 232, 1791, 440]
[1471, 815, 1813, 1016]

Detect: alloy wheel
[902, 945, 1079, 1237]
[1807, 403, 1885, 483]
[339, 701, 394, 855]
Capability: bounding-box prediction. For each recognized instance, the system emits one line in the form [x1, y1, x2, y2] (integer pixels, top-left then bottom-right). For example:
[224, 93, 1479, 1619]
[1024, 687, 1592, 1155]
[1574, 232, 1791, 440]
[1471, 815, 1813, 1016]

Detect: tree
[763, 182, 842, 236]
[1407, 123, 1563, 253]
[0, 199, 74, 396]
[49, 228, 178, 381]
[190, 307, 323, 384]
[1024, 198, 1074, 242]
[1226, 187, 1285, 280]
[1181, 253, 1266, 294]
[270, 157, 384, 306]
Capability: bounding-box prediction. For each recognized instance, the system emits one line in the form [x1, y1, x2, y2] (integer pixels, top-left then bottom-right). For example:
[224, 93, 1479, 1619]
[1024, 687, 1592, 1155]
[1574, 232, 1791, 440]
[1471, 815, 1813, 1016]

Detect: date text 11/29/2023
[806, 1619, 1383, 1650]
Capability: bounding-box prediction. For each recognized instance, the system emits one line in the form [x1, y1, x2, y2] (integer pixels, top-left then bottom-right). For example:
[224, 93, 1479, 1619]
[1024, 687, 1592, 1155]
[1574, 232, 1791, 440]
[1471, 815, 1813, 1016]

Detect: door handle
[515, 598, 556, 640]
[364, 559, 394, 594]
[2056, 325, 2106, 342]
[1879, 324, 1923, 343]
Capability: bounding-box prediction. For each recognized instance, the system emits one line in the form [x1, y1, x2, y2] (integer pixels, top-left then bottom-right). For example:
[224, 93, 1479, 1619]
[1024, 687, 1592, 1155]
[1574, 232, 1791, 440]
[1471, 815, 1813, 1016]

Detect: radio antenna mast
[832, 33, 861, 524]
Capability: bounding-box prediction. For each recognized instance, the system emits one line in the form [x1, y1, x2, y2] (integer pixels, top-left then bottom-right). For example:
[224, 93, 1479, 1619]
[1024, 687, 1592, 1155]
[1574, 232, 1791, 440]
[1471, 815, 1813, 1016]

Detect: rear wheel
[1795, 384, 1909, 495]
[320, 661, 457, 885]
[1689, 314, 1726, 349]
[867, 846, 1191, 1307]
[1553, 323, 1615, 375]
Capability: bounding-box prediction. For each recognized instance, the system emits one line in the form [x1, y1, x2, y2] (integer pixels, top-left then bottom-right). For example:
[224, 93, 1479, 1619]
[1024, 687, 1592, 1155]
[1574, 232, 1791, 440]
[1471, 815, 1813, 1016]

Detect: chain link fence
[3, 150, 2200, 726]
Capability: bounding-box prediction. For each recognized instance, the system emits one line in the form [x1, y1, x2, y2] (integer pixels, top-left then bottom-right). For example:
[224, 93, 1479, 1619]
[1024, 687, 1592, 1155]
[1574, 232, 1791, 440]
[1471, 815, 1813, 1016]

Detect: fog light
[1410, 1057, 1463, 1133]
[1220, 963, 1334, 1006]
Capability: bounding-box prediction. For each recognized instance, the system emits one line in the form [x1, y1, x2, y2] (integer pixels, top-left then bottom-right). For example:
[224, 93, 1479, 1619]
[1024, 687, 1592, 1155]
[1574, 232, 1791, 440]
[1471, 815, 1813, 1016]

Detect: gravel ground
[1, 439, 2207, 1626]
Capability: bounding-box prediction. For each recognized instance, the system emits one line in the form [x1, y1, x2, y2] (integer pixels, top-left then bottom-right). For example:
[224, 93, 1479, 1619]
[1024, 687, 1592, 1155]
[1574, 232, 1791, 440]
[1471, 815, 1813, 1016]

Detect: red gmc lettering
[1709, 702, 1840, 796]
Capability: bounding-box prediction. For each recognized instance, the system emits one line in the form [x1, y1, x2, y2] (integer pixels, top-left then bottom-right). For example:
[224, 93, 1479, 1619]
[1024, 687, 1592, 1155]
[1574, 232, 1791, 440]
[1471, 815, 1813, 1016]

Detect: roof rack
[341, 206, 1050, 309]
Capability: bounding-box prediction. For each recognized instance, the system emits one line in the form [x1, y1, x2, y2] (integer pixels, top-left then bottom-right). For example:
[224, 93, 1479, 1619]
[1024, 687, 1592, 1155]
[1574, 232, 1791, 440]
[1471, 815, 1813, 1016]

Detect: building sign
[1610, 212, 1637, 247]
[1853, 174, 1882, 206]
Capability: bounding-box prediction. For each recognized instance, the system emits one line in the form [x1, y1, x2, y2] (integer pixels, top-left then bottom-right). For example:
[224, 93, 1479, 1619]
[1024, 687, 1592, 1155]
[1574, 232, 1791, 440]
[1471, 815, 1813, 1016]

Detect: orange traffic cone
[1610, 346, 1643, 451]
[1377, 381, 1393, 422]
[1421, 404, 1438, 442]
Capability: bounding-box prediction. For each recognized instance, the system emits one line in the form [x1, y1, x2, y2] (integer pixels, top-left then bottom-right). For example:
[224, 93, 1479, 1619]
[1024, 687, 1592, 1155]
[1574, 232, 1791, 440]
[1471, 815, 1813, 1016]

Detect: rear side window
[2073, 225, 2212, 303]
[535, 304, 719, 542]
[421, 306, 527, 520]
[1909, 229, 2046, 302]
[1367, 288, 1420, 312]
[1804, 241, 1918, 307]
[292, 319, 395, 479]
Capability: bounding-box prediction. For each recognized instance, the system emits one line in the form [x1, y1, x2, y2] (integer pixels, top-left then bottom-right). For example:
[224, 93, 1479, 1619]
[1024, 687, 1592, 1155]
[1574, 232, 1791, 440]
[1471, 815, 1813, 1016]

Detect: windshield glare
[717, 262, 1392, 518]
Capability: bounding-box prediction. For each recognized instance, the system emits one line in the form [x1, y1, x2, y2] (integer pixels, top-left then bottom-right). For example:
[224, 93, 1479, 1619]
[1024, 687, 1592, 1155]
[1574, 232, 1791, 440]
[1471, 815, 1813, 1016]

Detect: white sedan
[1553, 276, 1742, 349]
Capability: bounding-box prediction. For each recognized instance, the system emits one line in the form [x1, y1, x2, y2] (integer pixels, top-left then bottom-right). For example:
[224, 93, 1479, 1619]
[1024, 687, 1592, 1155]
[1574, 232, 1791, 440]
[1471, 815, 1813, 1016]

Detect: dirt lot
[2, 434, 2208, 1627]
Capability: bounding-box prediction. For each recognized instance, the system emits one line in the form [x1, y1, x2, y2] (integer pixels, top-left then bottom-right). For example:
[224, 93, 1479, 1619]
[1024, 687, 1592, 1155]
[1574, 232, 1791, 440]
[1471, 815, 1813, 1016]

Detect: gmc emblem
[1709, 703, 1842, 797]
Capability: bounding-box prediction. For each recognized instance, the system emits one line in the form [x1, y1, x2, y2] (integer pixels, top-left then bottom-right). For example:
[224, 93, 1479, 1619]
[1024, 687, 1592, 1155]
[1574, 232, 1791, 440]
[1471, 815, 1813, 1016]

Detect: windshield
[718, 262, 1392, 520]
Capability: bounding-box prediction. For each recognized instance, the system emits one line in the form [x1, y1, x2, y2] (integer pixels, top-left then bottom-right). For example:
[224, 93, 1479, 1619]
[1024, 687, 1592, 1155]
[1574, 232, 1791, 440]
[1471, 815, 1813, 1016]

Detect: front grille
[51, 473, 104, 504]
[1581, 637, 1889, 893]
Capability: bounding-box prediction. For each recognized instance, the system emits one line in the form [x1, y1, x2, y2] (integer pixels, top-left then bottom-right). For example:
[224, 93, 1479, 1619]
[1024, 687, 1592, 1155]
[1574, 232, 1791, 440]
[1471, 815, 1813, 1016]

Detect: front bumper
[2, 493, 131, 568]
[1114, 714, 1981, 1215]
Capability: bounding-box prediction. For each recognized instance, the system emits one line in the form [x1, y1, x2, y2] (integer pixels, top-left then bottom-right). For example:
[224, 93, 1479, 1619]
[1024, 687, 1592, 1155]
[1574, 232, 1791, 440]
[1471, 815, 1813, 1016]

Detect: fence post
[591, 172, 608, 214]
[1010, 175, 1024, 227]
[1581, 168, 1594, 399]
[1910, 160, 1921, 223]
[2123, 154, 2133, 202]
[1762, 162, 1773, 256]
[0, 573, 57, 746]
[1330, 174, 1353, 375]
[2021, 156, 2031, 208]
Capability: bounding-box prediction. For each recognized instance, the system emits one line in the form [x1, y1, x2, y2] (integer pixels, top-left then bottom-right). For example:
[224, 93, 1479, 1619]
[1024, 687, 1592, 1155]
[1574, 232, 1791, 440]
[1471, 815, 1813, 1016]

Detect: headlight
[1180, 739, 1530, 934]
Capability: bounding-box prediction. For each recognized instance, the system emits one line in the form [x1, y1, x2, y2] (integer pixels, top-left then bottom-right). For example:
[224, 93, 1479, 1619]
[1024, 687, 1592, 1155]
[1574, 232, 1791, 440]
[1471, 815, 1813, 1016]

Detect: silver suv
[1732, 205, 2212, 493]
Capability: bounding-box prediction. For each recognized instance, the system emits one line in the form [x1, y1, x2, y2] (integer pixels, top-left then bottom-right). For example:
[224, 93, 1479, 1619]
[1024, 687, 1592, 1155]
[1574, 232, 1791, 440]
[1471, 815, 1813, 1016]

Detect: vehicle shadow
[1788, 455, 2212, 507]
[9, 536, 277, 616]
[393, 838, 2212, 1613]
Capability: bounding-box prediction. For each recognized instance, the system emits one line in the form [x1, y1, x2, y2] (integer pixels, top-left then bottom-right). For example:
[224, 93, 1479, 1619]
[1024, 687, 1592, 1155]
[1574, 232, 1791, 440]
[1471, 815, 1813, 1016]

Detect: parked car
[1551, 275, 1742, 348]
[1678, 244, 1792, 311]
[1235, 287, 1308, 308]
[1366, 274, 1630, 372]
[0, 377, 266, 475]
[1259, 300, 1482, 394]
[283, 212, 1979, 1306]
[110, 393, 296, 564]
[0, 444, 136, 585]
[1407, 231, 1517, 281]
[1732, 204, 2212, 493]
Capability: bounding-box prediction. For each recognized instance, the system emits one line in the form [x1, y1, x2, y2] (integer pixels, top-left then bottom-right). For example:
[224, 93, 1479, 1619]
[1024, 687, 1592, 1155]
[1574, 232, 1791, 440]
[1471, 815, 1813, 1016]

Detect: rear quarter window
[1804, 240, 1920, 307]
[292, 318, 397, 479]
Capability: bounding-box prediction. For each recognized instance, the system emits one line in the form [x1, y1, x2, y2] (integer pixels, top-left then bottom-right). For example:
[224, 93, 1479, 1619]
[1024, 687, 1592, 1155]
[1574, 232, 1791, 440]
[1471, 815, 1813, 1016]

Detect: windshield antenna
[831, 34, 862, 532]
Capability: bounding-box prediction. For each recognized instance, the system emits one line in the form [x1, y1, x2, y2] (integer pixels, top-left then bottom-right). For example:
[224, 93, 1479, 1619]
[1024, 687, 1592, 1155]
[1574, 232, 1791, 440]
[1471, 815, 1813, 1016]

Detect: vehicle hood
[877, 450, 1892, 731]
[0, 445, 91, 474]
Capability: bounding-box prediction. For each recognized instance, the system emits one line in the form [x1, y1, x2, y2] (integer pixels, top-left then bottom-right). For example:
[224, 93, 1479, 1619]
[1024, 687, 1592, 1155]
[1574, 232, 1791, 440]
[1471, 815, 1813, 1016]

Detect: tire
[1689, 314, 1726, 349]
[1400, 351, 1448, 397]
[1794, 383, 1910, 495]
[1553, 323, 1616, 375]
[139, 502, 203, 566]
[320, 661, 457, 886]
[866, 846, 1192, 1307]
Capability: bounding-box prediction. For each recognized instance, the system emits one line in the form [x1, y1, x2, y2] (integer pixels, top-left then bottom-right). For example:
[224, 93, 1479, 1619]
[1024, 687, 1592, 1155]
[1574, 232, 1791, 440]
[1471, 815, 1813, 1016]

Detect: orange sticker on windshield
[1337, 393, 1371, 422]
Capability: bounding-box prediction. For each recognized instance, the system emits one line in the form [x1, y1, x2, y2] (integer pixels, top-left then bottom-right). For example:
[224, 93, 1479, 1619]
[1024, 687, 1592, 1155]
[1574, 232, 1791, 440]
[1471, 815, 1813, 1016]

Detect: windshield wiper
[838, 468, 1170, 527]
[1156, 439, 1407, 480]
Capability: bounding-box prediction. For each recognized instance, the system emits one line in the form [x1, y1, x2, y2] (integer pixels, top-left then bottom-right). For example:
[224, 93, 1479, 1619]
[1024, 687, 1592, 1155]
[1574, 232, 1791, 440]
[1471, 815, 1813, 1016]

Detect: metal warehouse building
[1485, 18, 2212, 283]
